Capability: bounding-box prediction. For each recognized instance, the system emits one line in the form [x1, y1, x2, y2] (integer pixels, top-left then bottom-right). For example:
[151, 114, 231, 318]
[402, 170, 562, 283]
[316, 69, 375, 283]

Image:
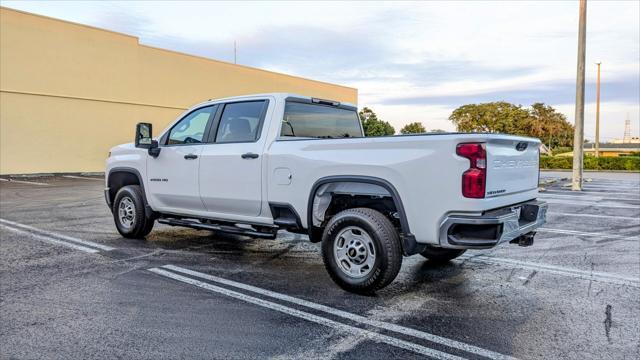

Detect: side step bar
[158, 218, 278, 239]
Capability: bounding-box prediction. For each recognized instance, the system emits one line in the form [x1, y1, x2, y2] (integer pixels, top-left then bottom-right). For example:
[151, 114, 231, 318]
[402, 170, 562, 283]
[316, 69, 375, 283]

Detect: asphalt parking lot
[1, 171, 639, 359]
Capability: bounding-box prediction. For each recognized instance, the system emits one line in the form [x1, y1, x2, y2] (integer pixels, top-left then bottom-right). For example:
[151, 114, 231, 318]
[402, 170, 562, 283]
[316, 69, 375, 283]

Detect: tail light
[456, 143, 486, 198]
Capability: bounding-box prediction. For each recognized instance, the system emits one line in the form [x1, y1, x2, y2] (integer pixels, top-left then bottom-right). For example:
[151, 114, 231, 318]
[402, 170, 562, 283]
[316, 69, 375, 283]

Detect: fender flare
[307, 175, 422, 255]
[106, 167, 153, 216]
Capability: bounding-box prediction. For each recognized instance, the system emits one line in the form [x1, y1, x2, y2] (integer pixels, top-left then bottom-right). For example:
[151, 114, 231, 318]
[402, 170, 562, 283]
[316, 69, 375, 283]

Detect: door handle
[184, 154, 198, 160]
[241, 152, 259, 159]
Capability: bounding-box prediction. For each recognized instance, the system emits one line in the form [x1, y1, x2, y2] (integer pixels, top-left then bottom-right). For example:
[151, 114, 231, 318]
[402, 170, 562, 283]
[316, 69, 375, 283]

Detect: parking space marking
[159, 265, 515, 360]
[539, 228, 639, 240]
[547, 212, 640, 221]
[540, 193, 639, 202]
[543, 189, 640, 198]
[0, 218, 114, 252]
[62, 175, 103, 181]
[149, 267, 472, 360]
[539, 191, 640, 201]
[0, 178, 49, 186]
[0, 224, 99, 253]
[581, 185, 639, 191]
[459, 255, 640, 288]
[543, 199, 640, 209]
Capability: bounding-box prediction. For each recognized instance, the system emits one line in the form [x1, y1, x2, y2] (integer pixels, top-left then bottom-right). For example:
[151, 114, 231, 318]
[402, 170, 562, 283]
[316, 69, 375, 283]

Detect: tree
[359, 107, 395, 136]
[527, 103, 574, 148]
[429, 129, 447, 133]
[449, 101, 530, 134]
[448, 102, 574, 148]
[400, 122, 426, 134]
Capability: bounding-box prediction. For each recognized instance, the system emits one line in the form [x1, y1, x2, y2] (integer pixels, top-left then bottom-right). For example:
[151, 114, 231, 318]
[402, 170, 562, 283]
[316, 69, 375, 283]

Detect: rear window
[215, 101, 267, 143]
[281, 102, 363, 139]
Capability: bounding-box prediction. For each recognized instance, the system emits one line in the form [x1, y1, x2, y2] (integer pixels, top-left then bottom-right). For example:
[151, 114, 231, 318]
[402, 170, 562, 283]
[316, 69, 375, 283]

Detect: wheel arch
[106, 167, 150, 213]
[307, 175, 422, 255]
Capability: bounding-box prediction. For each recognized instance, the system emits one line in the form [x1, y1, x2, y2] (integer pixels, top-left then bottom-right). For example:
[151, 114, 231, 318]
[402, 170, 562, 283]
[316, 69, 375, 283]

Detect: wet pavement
[1, 171, 639, 359]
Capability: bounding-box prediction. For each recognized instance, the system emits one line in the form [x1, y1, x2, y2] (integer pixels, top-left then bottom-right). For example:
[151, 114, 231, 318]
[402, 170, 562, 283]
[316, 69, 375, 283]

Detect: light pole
[572, 0, 587, 191]
[595, 62, 601, 157]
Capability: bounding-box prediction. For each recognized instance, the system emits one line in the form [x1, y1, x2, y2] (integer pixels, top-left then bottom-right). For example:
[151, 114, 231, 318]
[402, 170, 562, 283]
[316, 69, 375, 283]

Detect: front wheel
[113, 185, 154, 239]
[321, 208, 402, 294]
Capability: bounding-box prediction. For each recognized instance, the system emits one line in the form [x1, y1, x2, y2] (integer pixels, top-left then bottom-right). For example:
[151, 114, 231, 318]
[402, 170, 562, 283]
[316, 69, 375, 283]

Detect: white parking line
[149, 267, 472, 360]
[62, 175, 103, 181]
[543, 199, 640, 209]
[0, 178, 49, 186]
[0, 218, 114, 251]
[582, 185, 640, 191]
[585, 181, 640, 187]
[543, 189, 640, 198]
[0, 224, 99, 253]
[539, 194, 638, 202]
[459, 255, 640, 288]
[547, 212, 640, 221]
[539, 228, 639, 240]
[161, 265, 514, 359]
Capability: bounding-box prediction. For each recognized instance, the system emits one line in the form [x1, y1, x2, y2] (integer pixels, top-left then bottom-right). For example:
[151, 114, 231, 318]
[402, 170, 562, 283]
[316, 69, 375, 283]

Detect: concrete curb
[540, 169, 640, 173]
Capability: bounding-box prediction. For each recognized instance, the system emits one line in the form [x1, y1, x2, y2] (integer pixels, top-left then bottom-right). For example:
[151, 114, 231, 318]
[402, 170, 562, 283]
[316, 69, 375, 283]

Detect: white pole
[572, 0, 587, 191]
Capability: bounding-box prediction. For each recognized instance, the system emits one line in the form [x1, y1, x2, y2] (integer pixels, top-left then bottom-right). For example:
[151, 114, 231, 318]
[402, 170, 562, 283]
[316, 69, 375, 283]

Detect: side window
[167, 106, 216, 145]
[215, 101, 267, 143]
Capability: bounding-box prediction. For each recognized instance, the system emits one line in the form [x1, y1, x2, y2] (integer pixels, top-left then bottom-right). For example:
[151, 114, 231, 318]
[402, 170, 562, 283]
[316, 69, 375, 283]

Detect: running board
[158, 218, 277, 239]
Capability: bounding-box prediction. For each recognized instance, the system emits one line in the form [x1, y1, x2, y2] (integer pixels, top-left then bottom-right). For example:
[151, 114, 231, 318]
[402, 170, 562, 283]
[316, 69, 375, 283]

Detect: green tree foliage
[525, 103, 574, 148]
[359, 107, 395, 136]
[449, 102, 574, 147]
[540, 155, 639, 171]
[400, 122, 426, 134]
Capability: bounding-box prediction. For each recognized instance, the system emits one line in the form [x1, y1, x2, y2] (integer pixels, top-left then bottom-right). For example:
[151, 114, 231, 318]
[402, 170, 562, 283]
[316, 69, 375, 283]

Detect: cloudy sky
[4, 1, 639, 140]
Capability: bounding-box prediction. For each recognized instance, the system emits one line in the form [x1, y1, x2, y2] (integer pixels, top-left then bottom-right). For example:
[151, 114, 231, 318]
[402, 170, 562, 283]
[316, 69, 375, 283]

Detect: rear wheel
[113, 185, 154, 238]
[321, 208, 402, 294]
[419, 246, 466, 263]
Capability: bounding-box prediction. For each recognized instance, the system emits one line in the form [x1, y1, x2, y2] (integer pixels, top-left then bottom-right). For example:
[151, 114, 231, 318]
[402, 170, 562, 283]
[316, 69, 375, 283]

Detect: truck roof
[191, 93, 357, 110]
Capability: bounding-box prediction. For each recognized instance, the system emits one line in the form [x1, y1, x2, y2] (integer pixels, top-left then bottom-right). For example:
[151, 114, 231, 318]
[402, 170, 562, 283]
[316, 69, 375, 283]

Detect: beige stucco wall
[0, 7, 357, 174]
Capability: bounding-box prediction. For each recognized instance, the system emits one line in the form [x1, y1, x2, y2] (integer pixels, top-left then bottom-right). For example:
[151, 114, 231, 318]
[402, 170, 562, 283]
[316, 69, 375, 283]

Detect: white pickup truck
[105, 93, 547, 293]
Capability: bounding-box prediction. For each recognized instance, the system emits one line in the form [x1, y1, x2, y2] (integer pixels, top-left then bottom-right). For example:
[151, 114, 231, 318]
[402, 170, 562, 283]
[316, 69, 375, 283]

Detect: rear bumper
[438, 200, 547, 249]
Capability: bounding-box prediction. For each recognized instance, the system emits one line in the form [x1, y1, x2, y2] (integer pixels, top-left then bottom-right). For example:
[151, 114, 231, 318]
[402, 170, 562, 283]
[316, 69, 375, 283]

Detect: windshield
[281, 102, 363, 139]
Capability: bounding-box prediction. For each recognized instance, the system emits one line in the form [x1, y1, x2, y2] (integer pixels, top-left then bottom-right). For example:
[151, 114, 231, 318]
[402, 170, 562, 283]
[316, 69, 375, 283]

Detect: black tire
[419, 246, 466, 263]
[112, 185, 154, 239]
[321, 208, 402, 294]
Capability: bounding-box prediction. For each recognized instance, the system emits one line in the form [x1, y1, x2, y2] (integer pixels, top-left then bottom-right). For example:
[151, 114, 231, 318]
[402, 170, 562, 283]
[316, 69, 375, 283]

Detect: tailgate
[485, 137, 540, 198]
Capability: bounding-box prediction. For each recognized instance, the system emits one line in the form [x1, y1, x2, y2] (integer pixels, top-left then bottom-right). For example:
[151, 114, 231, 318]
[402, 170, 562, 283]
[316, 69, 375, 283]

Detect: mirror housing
[148, 140, 160, 158]
[135, 122, 161, 158]
[135, 122, 153, 148]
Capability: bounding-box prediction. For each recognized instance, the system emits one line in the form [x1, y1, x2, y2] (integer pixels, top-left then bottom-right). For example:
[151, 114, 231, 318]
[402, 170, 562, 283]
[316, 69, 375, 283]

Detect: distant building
[0, 7, 357, 174]
[611, 137, 640, 144]
[571, 143, 640, 157]
[608, 115, 639, 144]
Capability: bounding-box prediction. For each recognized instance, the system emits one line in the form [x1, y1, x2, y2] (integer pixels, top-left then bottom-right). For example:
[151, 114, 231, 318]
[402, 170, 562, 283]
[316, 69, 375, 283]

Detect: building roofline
[1, 6, 138, 40]
[0, 6, 358, 92]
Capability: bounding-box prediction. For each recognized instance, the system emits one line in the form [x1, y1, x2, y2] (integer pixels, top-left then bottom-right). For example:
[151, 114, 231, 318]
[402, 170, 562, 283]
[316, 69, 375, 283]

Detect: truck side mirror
[135, 122, 153, 148]
[135, 122, 161, 158]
